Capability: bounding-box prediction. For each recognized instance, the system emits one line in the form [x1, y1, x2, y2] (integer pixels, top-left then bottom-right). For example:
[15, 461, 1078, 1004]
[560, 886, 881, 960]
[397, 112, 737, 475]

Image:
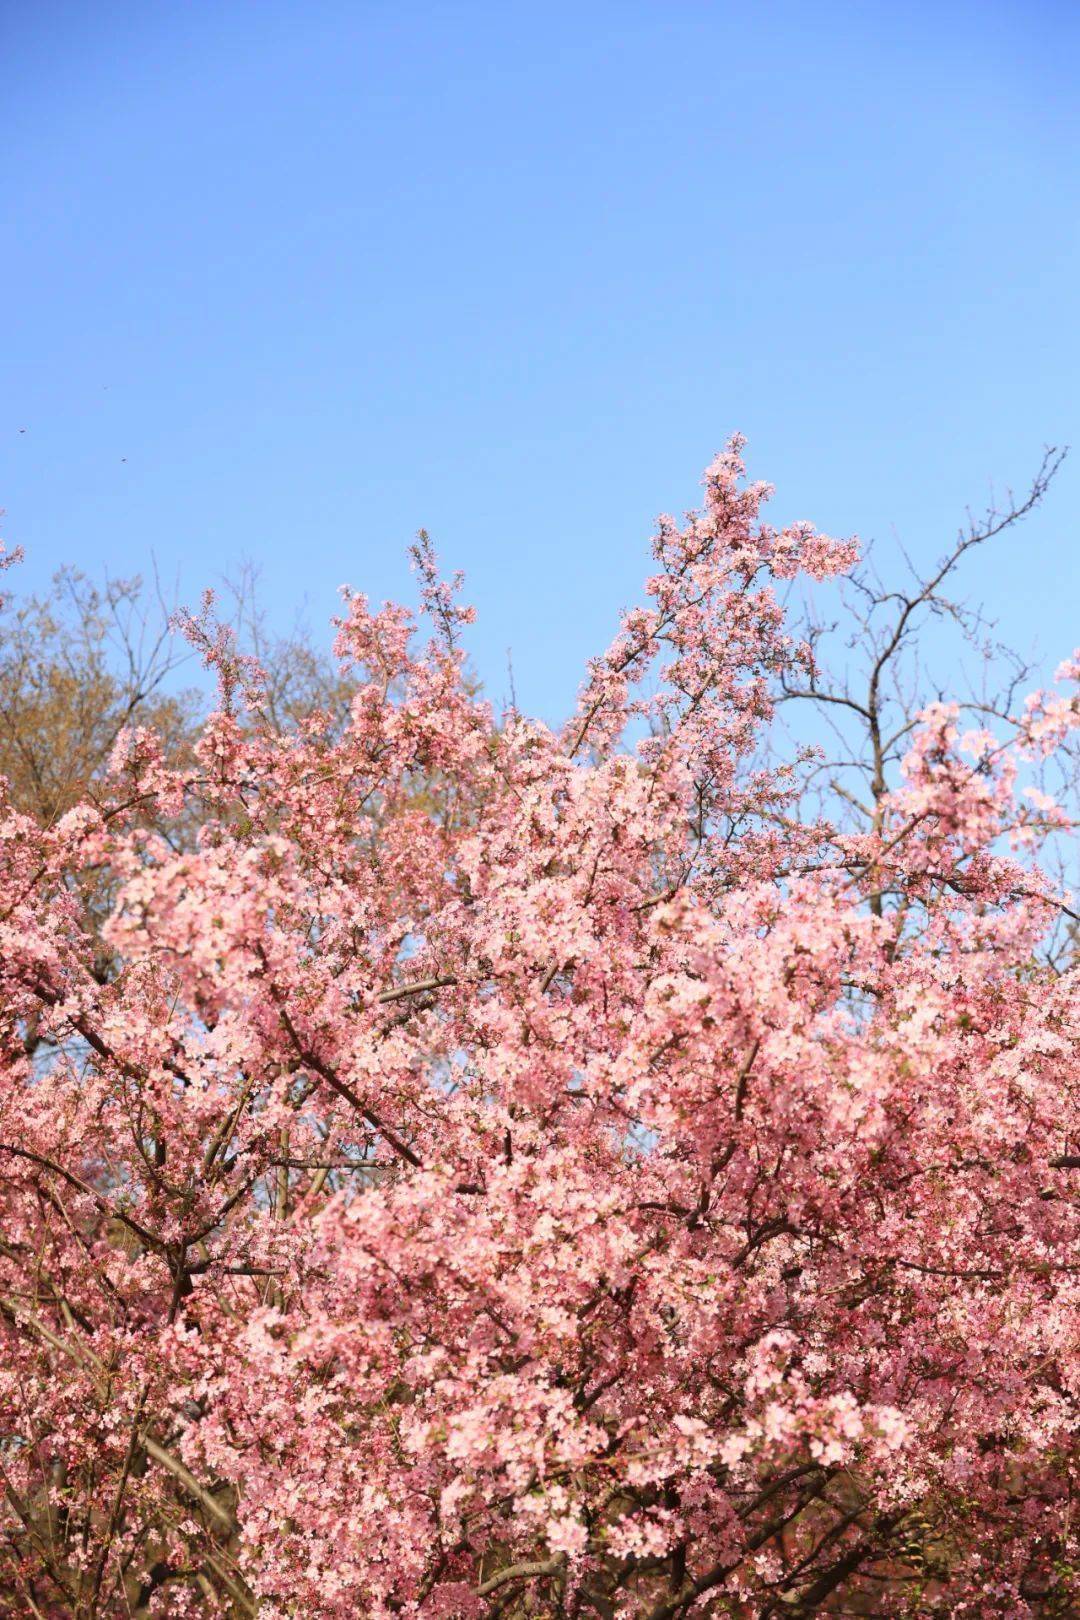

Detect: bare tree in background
[216, 560, 360, 736]
[0, 566, 198, 826]
[0, 559, 368, 831]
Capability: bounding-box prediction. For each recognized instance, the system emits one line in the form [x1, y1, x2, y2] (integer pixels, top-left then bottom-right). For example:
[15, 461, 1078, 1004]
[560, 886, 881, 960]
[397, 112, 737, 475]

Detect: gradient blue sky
[3, 0, 1078, 719]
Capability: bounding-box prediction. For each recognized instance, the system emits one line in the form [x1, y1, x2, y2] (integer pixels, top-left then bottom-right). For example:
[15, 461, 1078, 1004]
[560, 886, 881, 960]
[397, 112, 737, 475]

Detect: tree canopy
[1, 445, 1078, 1617]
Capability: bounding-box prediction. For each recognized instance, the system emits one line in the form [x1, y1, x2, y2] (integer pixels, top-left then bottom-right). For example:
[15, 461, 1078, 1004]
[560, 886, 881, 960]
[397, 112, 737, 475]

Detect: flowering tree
[1, 443, 1079, 1617]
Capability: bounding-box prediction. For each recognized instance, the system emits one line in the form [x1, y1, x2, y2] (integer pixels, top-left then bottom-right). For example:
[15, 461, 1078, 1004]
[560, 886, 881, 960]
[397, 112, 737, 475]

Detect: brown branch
[478, 1555, 564, 1598]
[376, 974, 458, 1005]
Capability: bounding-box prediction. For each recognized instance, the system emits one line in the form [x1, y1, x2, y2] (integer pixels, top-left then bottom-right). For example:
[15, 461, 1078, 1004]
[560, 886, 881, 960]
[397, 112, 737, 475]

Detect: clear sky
[3, 0, 1078, 721]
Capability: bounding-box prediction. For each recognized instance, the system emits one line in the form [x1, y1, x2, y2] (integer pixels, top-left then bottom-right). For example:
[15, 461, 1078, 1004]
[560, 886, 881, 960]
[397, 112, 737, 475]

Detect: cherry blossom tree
[1, 442, 1079, 1617]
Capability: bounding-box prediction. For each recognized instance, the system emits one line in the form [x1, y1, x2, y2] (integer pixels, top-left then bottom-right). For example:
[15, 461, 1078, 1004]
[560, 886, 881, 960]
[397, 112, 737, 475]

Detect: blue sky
[3, 0, 1078, 721]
